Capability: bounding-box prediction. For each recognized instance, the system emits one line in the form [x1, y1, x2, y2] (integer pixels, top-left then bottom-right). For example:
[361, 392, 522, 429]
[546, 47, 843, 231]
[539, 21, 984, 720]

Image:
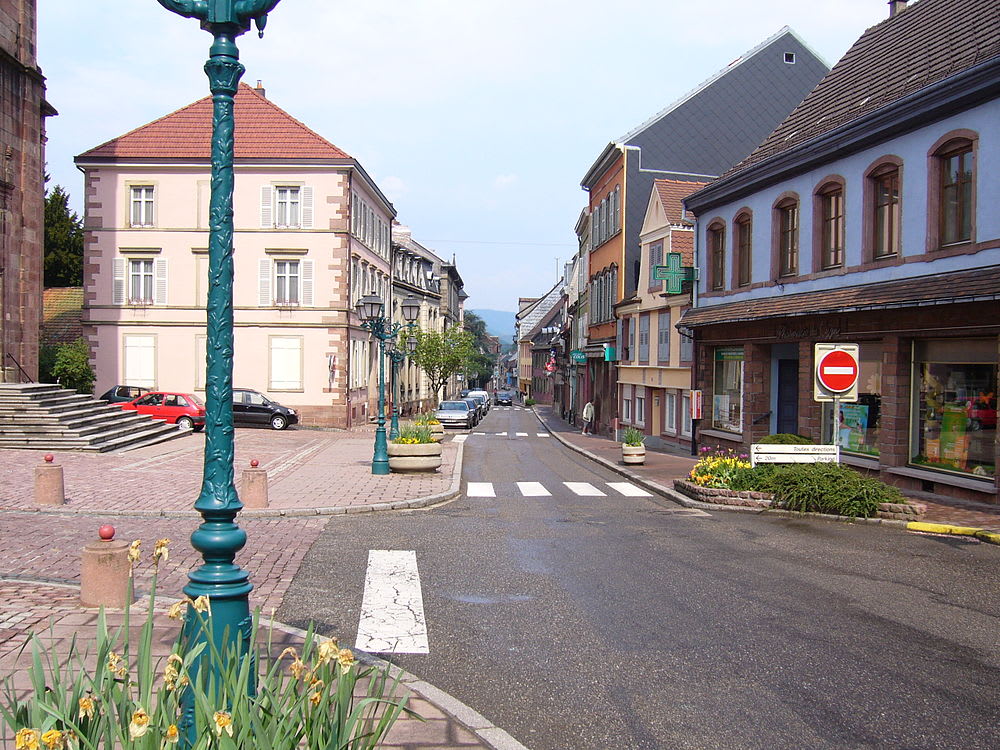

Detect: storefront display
[713, 347, 743, 433]
[835, 344, 882, 456]
[911, 339, 996, 479]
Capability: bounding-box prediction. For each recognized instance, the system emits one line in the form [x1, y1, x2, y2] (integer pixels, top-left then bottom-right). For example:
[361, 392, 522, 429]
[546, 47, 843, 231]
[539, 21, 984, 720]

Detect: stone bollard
[80, 525, 133, 609]
[241, 459, 269, 509]
[34, 454, 65, 505]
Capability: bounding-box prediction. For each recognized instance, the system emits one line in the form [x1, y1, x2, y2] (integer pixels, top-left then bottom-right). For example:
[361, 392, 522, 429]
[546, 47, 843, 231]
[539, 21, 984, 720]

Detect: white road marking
[517, 482, 551, 497]
[467, 482, 495, 497]
[607, 482, 652, 497]
[495, 432, 508, 436]
[473, 432, 486, 435]
[536, 433, 549, 438]
[564, 482, 606, 496]
[515, 432, 528, 437]
[452, 434, 468, 443]
[355, 550, 428, 654]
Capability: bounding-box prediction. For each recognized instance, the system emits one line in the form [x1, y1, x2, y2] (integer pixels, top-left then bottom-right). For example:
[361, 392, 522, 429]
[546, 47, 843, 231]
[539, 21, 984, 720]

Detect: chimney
[254, 80, 266, 98]
[888, 0, 907, 16]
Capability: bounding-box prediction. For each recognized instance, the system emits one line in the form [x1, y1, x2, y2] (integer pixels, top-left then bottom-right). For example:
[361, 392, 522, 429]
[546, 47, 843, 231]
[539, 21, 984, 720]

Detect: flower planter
[428, 423, 444, 442]
[622, 444, 646, 465]
[388, 442, 442, 472]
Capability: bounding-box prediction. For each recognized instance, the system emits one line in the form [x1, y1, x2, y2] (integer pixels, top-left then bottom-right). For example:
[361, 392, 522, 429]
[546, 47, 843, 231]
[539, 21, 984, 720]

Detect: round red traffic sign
[817, 349, 859, 392]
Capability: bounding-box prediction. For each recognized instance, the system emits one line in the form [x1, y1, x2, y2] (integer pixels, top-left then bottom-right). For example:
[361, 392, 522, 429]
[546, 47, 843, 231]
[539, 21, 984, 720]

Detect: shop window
[910, 339, 996, 479]
[712, 347, 743, 433]
[824, 343, 882, 457]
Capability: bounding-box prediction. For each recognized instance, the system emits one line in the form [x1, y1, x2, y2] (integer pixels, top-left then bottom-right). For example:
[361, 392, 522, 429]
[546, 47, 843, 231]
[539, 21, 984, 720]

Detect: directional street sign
[813, 343, 859, 402]
[652, 253, 698, 294]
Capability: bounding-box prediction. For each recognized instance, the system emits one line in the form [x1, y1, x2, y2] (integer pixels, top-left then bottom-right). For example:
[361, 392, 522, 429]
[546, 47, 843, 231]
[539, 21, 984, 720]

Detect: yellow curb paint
[974, 531, 1000, 545]
[906, 521, 980, 536]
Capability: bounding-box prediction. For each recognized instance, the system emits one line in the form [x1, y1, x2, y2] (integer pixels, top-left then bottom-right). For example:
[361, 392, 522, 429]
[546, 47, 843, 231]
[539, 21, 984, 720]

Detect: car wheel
[270, 414, 287, 430]
[177, 416, 194, 430]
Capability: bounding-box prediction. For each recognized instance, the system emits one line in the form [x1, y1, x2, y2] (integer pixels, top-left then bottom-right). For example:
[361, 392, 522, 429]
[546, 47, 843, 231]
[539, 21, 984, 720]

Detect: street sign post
[813, 343, 860, 402]
[690, 390, 703, 420]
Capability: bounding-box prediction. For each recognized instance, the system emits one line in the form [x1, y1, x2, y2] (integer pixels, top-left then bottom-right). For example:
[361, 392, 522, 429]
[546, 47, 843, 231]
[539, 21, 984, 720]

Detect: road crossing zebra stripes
[463, 480, 658, 498]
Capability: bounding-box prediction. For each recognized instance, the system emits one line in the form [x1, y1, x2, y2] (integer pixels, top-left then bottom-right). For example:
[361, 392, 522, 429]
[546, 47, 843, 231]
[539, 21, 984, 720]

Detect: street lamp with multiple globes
[387, 334, 419, 440]
[355, 293, 421, 473]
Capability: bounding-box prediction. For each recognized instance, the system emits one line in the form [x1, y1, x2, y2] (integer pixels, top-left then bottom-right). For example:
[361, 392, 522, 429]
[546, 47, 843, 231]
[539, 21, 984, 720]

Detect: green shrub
[622, 427, 645, 446]
[756, 433, 813, 445]
[524, 398, 537, 406]
[51, 337, 94, 394]
[38, 344, 59, 384]
[392, 423, 433, 444]
[759, 463, 902, 517]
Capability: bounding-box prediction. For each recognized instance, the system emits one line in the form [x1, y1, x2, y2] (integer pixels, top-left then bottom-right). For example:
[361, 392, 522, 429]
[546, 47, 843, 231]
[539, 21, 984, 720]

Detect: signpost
[751, 444, 840, 467]
[814, 343, 860, 447]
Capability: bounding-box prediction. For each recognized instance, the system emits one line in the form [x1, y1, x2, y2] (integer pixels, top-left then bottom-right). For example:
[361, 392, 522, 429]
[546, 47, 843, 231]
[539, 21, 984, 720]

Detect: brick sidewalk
[533, 405, 1000, 534]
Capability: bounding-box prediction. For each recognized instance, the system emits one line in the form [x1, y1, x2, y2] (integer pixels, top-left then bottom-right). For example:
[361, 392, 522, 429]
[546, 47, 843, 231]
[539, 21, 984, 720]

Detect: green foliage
[38, 344, 59, 384]
[0, 543, 415, 750]
[392, 423, 434, 444]
[524, 398, 537, 406]
[44, 186, 84, 287]
[51, 338, 94, 394]
[622, 427, 646, 447]
[412, 411, 440, 426]
[405, 327, 475, 399]
[463, 312, 498, 389]
[741, 463, 901, 517]
[757, 433, 814, 445]
[688, 447, 752, 488]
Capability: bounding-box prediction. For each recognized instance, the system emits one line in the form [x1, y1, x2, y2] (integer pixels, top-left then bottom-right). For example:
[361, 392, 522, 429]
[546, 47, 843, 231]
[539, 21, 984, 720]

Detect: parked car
[121, 391, 205, 430]
[468, 390, 491, 411]
[99, 384, 150, 404]
[232, 388, 298, 430]
[462, 398, 482, 425]
[435, 400, 475, 429]
[468, 393, 488, 418]
[495, 390, 513, 406]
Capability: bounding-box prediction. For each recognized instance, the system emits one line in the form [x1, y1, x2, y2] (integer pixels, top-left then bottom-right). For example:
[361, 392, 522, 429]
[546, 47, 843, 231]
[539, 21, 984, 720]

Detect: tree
[406, 326, 475, 400]
[44, 185, 84, 287]
[463, 311, 498, 388]
[51, 338, 95, 394]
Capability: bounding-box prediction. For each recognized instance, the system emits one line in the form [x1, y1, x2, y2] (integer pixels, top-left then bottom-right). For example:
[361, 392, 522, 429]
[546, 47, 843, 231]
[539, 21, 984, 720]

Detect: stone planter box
[622, 444, 646, 465]
[388, 442, 442, 472]
[429, 423, 444, 442]
[673, 479, 925, 520]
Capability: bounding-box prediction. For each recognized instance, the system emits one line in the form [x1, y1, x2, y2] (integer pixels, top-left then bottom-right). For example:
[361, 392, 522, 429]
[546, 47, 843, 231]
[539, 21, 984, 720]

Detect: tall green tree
[44, 185, 84, 287]
[463, 311, 498, 388]
[406, 326, 475, 400]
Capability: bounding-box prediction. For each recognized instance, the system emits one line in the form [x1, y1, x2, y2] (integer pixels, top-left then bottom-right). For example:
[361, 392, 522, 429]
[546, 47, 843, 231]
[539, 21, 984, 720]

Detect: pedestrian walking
[581, 400, 594, 435]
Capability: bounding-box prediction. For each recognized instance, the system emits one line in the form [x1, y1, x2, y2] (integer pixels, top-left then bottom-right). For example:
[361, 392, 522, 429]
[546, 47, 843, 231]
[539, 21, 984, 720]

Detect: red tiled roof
[41, 287, 84, 345]
[654, 179, 706, 225]
[672, 231, 695, 268]
[680, 266, 1000, 328]
[724, 0, 1000, 178]
[76, 84, 351, 162]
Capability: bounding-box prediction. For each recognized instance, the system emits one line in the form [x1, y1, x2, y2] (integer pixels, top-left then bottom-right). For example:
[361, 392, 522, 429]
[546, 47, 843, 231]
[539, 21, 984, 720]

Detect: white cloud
[493, 174, 518, 190]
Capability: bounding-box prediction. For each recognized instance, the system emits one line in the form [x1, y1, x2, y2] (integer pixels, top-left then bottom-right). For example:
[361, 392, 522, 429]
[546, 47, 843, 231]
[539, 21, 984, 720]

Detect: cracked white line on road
[516, 482, 551, 497]
[607, 482, 652, 497]
[355, 550, 429, 654]
[564, 482, 606, 496]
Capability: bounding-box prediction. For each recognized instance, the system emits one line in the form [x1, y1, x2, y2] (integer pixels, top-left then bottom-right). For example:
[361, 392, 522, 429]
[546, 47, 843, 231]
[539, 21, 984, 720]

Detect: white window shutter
[301, 186, 314, 229]
[260, 186, 273, 228]
[258, 259, 271, 306]
[301, 259, 314, 306]
[154, 259, 168, 305]
[112, 258, 126, 305]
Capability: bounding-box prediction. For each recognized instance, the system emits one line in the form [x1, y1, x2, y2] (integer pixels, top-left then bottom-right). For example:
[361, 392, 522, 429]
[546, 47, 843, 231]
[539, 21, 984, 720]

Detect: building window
[129, 259, 154, 305]
[635, 386, 646, 427]
[734, 212, 752, 287]
[712, 346, 743, 434]
[656, 310, 671, 364]
[910, 338, 996, 480]
[664, 391, 677, 433]
[275, 187, 301, 228]
[681, 392, 692, 437]
[776, 199, 799, 277]
[708, 222, 726, 290]
[823, 343, 882, 457]
[649, 241, 664, 291]
[130, 186, 155, 227]
[818, 183, 845, 269]
[679, 328, 694, 363]
[274, 260, 300, 305]
[938, 144, 973, 245]
[270, 336, 304, 391]
[871, 164, 901, 259]
[638, 314, 650, 364]
[622, 384, 633, 423]
[123, 334, 156, 389]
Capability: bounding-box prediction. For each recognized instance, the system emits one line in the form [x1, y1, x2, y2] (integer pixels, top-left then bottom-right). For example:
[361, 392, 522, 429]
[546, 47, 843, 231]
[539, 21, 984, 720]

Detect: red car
[121, 391, 206, 431]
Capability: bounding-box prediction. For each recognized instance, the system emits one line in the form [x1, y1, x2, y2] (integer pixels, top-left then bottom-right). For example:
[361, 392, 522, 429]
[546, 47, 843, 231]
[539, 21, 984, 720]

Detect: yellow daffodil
[15, 728, 41, 750]
[40, 729, 63, 750]
[163, 654, 183, 690]
[316, 639, 338, 665]
[162, 724, 179, 746]
[166, 600, 186, 620]
[279, 646, 298, 661]
[337, 648, 355, 674]
[106, 651, 121, 673]
[78, 695, 95, 719]
[153, 538, 170, 564]
[191, 595, 211, 614]
[129, 708, 150, 739]
[212, 711, 233, 737]
[289, 657, 308, 680]
[127, 539, 142, 563]
[310, 690, 323, 706]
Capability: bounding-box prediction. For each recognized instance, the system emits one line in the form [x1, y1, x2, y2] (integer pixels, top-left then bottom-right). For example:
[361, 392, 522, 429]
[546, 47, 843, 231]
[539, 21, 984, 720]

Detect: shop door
[776, 359, 799, 434]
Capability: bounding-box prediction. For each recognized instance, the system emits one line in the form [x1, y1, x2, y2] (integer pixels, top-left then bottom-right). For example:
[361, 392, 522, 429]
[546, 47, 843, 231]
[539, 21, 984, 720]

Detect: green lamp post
[387, 334, 417, 440]
[153, 0, 280, 739]
[356, 294, 421, 473]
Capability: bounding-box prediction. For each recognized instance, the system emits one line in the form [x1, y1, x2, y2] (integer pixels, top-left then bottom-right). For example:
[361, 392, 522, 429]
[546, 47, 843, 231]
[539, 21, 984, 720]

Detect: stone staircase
[0, 383, 188, 452]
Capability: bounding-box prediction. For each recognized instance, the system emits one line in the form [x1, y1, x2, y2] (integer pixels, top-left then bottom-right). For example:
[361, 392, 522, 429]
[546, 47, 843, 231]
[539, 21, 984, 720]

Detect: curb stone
[906, 521, 1000, 546]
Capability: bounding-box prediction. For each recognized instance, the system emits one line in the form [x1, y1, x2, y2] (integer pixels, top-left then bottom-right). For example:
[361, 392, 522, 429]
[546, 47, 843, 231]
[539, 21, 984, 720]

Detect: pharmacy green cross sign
[652, 252, 698, 294]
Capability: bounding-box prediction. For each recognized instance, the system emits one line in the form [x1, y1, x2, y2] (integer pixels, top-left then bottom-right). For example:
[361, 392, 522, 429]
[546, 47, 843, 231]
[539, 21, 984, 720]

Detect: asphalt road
[278, 406, 1000, 750]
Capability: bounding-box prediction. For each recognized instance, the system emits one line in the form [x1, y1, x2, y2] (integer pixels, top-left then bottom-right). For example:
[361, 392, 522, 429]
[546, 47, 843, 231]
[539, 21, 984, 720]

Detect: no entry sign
[813, 343, 860, 402]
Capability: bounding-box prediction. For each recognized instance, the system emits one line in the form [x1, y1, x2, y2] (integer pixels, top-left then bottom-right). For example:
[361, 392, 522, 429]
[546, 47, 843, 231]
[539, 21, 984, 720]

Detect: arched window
[707, 220, 726, 291]
[733, 210, 752, 287]
[772, 194, 800, 278]
[814, 177, 845, 270]
[865, 157, 902, 260]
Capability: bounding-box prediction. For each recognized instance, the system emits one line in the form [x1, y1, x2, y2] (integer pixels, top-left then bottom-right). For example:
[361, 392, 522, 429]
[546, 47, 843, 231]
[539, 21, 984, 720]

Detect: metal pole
[372, 328, 389, 474]
[389, 350, 400, 440]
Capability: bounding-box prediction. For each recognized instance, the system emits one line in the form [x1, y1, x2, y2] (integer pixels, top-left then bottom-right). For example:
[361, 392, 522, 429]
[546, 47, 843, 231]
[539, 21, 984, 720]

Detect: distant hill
[468, 309, 515, 344]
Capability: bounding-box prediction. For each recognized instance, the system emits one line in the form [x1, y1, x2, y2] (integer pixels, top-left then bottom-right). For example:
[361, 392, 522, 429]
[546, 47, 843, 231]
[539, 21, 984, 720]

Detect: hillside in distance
[468, 308, 515, 344]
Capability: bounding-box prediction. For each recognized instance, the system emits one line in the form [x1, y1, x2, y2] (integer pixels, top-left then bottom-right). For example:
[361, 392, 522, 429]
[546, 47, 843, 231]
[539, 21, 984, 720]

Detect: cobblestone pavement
[534, 405, 1000, 534]
[0, 427, 495, 749]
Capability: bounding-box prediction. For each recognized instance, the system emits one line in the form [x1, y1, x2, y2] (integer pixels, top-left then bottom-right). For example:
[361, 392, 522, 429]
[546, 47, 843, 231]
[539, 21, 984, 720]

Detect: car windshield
[187, 394, 205, 407]
[470, 395, 485, 403]
[440, 402, 468, 410]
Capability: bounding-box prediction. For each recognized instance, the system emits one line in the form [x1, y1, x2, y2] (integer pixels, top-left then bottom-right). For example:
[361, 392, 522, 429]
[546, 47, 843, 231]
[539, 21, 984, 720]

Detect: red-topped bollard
[240, 458, 269, 509]
[34, 453, 65, 505]
[80, 525, 133, 609]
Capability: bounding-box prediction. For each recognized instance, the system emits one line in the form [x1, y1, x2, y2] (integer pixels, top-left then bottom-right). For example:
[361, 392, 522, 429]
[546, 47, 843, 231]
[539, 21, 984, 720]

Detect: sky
[38, 0, 894, 312]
